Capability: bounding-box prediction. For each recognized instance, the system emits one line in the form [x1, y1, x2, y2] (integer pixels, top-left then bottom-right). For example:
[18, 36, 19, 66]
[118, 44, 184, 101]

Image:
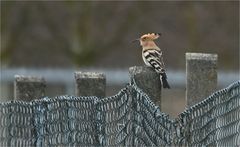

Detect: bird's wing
[143, 49, 165, 73]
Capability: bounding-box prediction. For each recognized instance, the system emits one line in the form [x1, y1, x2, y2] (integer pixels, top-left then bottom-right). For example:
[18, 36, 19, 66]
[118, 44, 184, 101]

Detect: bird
[134, 33, 170, 89]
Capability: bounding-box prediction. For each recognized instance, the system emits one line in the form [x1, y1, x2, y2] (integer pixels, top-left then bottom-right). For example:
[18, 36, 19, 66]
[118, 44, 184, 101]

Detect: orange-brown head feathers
[138, 33, 161, 48]
[140, 33, 161, 41]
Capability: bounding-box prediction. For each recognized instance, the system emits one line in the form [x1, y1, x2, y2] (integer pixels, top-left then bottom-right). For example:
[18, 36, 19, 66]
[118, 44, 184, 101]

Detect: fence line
[0, 52, 239, 146]
[0, 80, 239, 146]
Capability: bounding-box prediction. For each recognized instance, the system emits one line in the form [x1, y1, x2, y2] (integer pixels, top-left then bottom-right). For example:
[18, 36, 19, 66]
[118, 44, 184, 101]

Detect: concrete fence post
[14, 75, 46, 101]
[186, 53, 218, 107]
[129, 66, 161, 107]
[74, 72, 106, 98]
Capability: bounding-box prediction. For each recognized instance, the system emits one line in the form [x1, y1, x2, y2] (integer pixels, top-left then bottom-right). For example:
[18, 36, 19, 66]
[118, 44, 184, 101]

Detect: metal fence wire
[0, 81, 239, 147]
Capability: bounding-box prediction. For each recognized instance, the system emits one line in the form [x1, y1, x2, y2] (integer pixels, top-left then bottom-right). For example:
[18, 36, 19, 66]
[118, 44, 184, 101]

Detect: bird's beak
[132, 38, 140, 43]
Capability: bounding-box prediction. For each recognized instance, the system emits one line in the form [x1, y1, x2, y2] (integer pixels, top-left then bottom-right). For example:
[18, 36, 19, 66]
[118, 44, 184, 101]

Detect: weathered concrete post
[74, 72, 106, 98]
[14, 75, 46, 101]
[186, 53, 217, 107]
[129, 66, 161, 107]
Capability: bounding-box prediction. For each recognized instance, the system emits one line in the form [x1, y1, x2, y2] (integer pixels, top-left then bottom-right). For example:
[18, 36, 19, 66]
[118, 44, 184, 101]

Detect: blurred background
[0, 1, 239, 117]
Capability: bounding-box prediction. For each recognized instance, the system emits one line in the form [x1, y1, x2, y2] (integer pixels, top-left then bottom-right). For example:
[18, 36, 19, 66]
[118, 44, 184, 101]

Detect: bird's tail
[160, 73, 170, 89]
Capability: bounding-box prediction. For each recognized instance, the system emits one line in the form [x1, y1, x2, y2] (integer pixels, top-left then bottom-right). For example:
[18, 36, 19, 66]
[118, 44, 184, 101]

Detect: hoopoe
[134, 33, 170, 89]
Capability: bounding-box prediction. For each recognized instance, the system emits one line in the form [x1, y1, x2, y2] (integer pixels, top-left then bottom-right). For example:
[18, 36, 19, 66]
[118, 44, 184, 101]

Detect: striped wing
[143, 49, 165, 73]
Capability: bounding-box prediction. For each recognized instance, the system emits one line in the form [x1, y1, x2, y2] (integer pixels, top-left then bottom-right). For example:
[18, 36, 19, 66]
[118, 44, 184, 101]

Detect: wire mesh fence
[0, 81, 239, 146]
[175, 80, 240, 146]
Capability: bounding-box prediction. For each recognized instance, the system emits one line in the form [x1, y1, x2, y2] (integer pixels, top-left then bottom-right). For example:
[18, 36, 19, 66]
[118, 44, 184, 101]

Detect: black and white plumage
[142, 48, 170, 89]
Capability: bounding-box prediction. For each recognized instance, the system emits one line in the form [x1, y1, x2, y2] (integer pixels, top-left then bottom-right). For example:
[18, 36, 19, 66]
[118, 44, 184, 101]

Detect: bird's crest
[140, 33, 161, 41]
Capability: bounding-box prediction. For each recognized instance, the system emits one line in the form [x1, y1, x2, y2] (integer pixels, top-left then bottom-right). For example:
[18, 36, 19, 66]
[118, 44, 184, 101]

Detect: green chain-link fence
[0, 81, 239, 146]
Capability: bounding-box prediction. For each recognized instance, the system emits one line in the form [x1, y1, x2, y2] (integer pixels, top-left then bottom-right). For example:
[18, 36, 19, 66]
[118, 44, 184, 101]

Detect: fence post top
[14, 75, 46, 83]
[74, 72, 106, 79]
[186, 52, 218, 61]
